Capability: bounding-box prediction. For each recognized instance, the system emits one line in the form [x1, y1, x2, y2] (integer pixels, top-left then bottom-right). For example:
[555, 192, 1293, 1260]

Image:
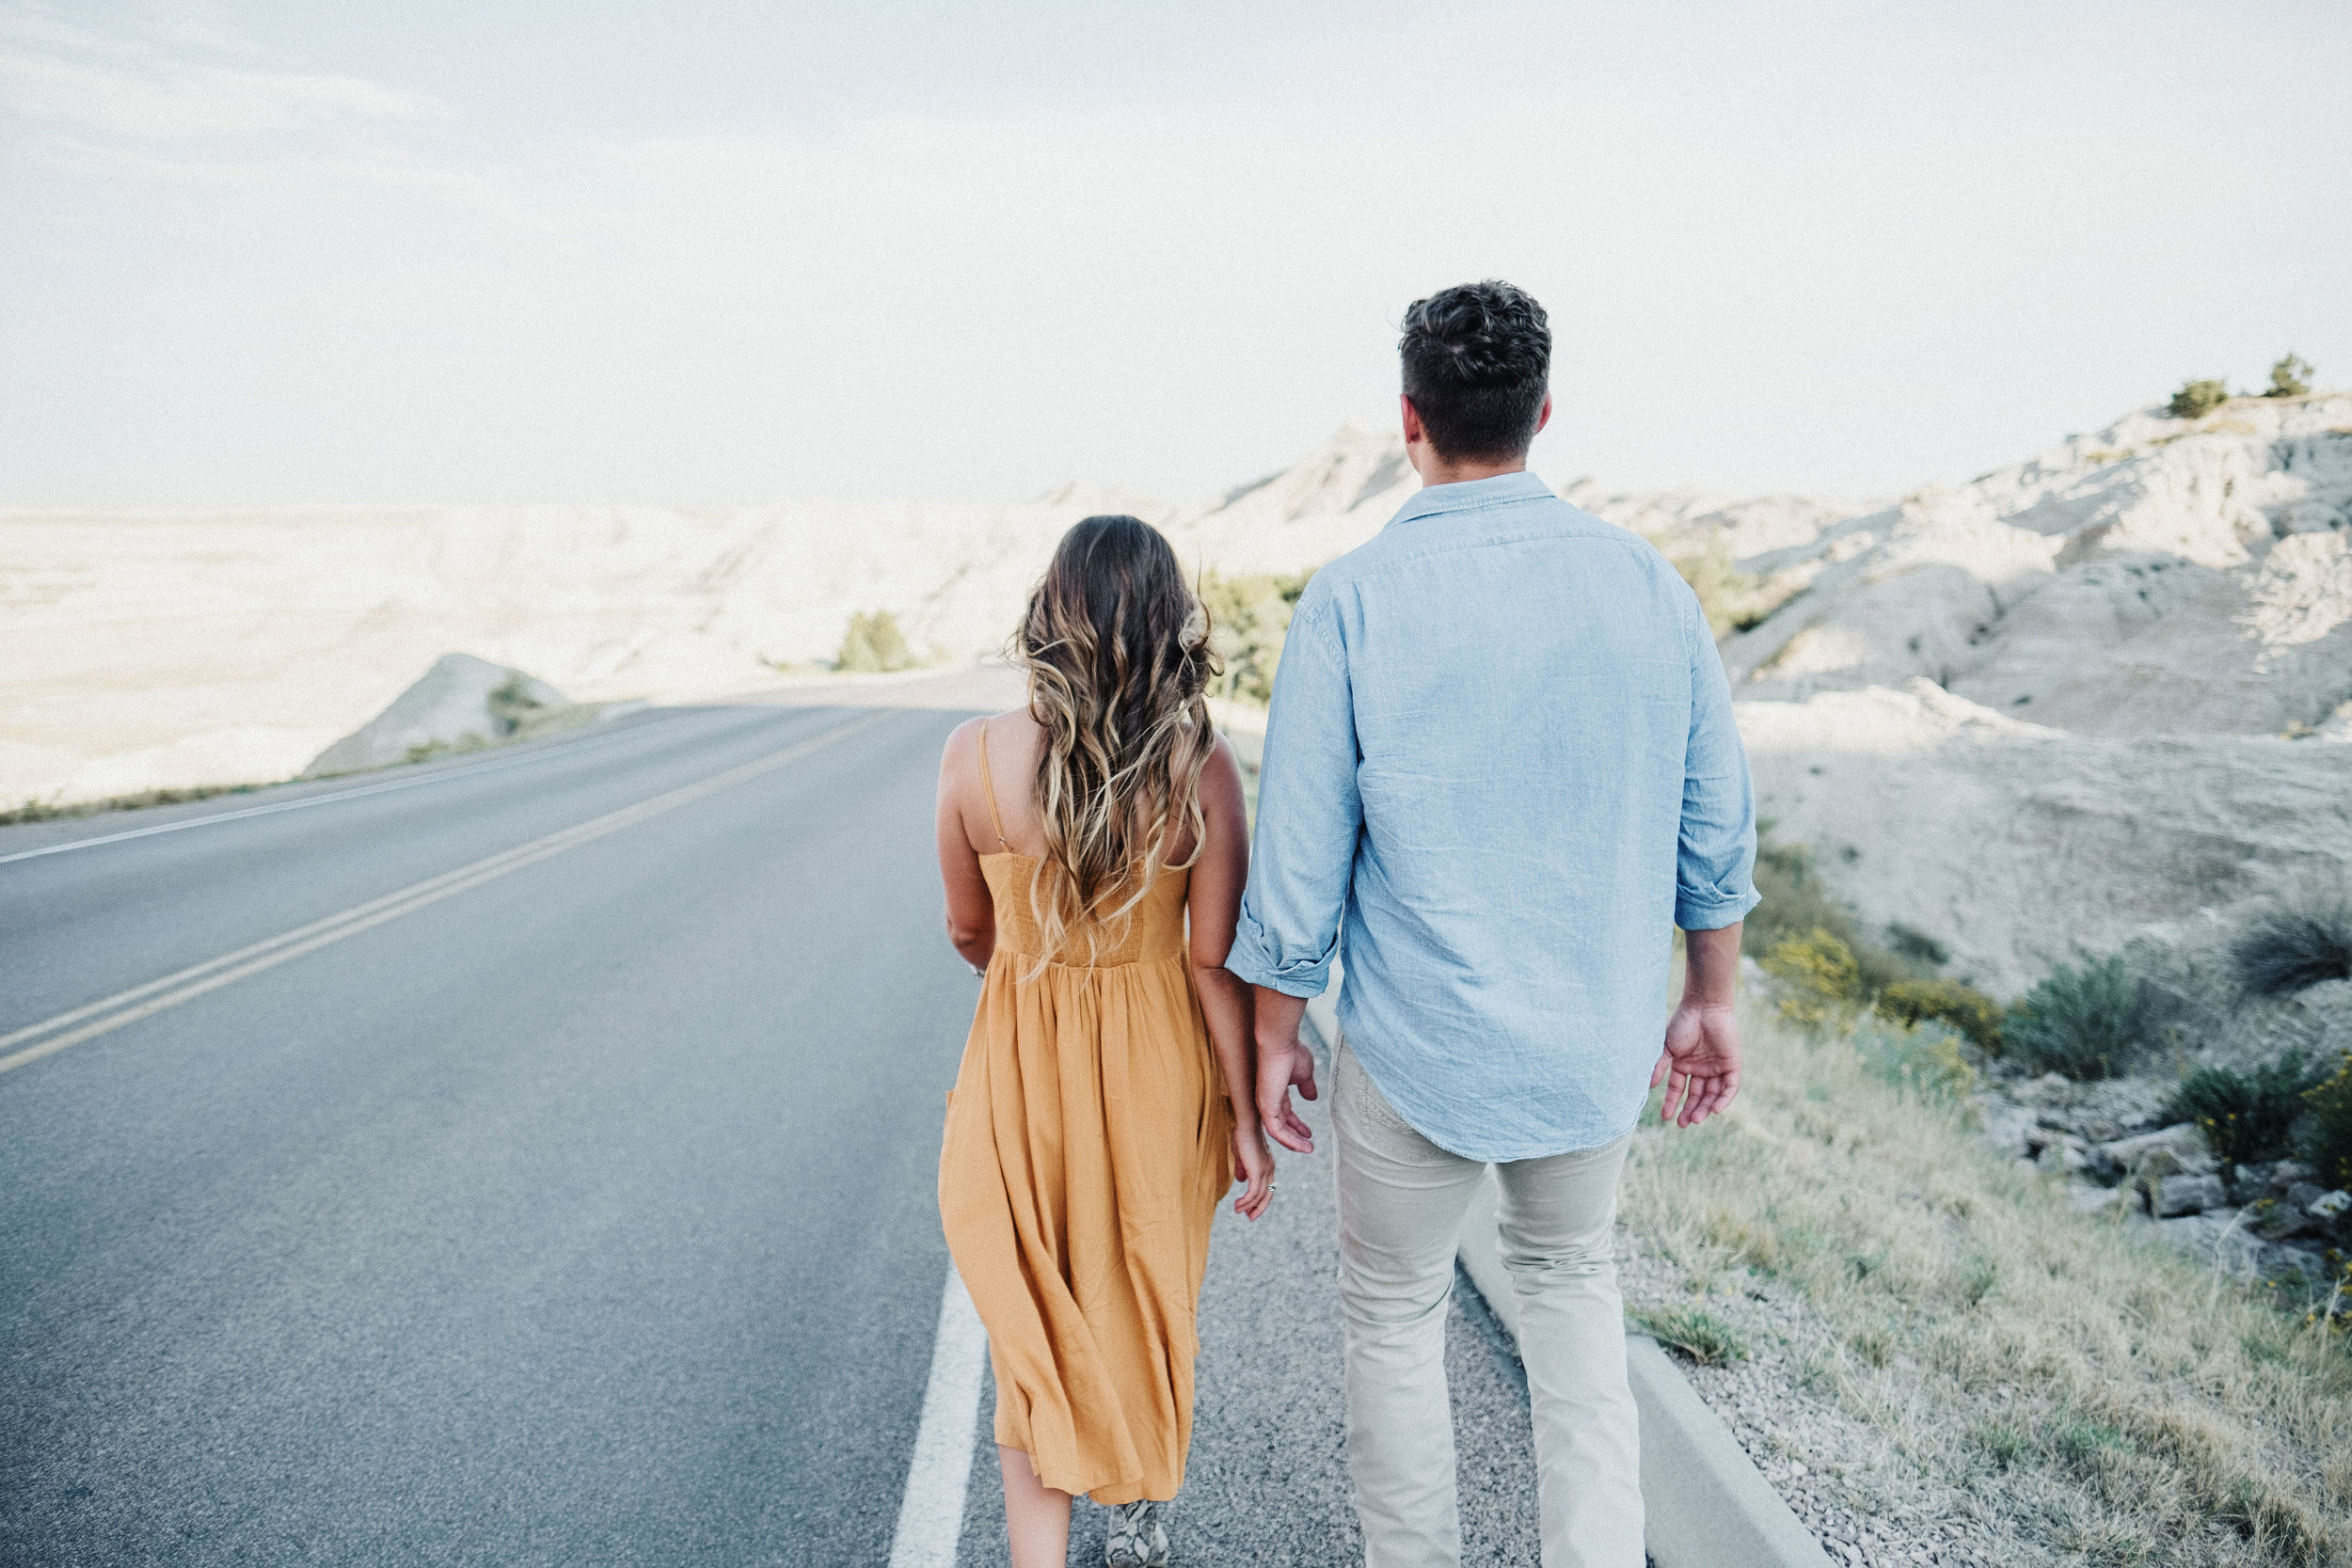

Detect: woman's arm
[937, 720, 996, 972]
[1187, 736, 1274, 1219]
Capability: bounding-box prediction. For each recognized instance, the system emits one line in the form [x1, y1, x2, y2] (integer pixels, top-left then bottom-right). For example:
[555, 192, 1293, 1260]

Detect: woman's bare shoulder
[1202, 728, 1246, 791]
[942, 707, 1036, 755]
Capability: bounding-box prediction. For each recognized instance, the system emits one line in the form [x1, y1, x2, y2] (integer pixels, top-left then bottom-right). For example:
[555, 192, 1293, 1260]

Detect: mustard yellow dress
[937, 729, 1235, 1505]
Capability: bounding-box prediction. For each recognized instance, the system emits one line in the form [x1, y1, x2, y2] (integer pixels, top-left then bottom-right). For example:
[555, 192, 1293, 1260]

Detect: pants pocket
[1343, 1038, 1416, 1134]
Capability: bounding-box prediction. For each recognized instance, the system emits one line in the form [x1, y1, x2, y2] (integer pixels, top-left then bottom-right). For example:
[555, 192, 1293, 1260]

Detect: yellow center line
[0, 710, 898, 1079]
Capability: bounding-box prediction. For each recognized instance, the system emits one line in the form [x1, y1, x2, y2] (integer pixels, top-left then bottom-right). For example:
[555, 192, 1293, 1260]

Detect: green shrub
[2305, 1052, 2352, 1189]
[1671, 544, 1764, 639]
[1199, 569, 1311, 704]
[1877, 977, 2004, 1053]
[2167, 378, 2230, 420]
[2004, 955, 2142, 1080]
[836, 609, 918, 673]
[2166, 1053, 2323, 1166]
[1762, 928, 1862, 1027]
[2233, 894, 2352, 996]
[1626, 1303, 1748, 1366]
[2265, 352, 2313, 399]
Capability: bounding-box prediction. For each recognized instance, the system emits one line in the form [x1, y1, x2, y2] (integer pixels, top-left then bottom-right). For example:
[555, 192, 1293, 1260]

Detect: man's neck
[1406, 440, 1531, 488]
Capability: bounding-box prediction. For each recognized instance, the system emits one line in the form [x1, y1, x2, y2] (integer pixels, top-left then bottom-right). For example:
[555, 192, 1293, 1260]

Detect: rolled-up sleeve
[1675, 596, 1760, 930]
[1226, 596, 1360, 997]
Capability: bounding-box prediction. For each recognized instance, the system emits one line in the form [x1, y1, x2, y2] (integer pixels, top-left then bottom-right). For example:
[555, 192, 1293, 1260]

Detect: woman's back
[972, 717, 1191, 973]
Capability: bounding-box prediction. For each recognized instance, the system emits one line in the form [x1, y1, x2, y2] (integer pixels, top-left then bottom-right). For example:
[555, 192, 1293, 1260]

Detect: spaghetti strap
[977, 718, 1012, 852]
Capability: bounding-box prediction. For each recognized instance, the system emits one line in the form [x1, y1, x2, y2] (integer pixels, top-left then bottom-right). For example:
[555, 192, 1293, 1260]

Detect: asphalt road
[1, 682, 1547, 1567]
[2, 700, 982, 1565]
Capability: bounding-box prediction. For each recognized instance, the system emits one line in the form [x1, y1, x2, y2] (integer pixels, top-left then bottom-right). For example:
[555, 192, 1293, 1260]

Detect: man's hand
[1652, 1000, 1740, 1128]
[1256, 1033, 1320, 1154]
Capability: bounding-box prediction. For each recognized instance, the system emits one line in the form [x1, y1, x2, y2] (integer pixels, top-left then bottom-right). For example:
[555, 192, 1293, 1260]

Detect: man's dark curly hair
[1398, 279, 1550, 462]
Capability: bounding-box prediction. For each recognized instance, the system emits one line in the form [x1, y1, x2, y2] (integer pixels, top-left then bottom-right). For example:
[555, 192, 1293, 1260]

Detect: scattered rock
[2154, 1172, 2228, 1218]
[2068, 1185, 2138, 1217]
[2310, 1188, 2351, 1220]
[2226, 1164, 2276, 1207]
[2270, 1160, 2314, 1190]
[2012, 1072, 2074, 1108]
[2034, 1134, 2090, 1177]
[2255, 1199, 2317, 1242]
[2284, 1180, 2328, 1212]
[2094, 1123, 2209, 1167]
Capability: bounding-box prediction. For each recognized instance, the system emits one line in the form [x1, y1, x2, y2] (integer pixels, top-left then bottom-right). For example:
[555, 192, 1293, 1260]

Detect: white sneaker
[1104, 1499, 1170, 1567]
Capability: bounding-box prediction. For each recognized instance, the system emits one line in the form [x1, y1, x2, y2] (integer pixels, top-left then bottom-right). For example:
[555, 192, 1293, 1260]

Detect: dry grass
[0, 781, 264, 826]
[1621, 1001, 2352, 1565]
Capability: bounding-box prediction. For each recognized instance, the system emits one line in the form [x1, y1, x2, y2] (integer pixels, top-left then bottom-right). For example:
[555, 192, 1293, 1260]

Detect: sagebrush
[2004, 956, 2143, 1080]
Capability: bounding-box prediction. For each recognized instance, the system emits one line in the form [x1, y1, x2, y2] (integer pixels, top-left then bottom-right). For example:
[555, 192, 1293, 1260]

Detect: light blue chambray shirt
[1224, 470, 1760, 1162]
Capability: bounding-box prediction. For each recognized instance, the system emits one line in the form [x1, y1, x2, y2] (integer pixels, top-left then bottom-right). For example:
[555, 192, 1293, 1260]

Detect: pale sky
[4, 1, 2346, 509]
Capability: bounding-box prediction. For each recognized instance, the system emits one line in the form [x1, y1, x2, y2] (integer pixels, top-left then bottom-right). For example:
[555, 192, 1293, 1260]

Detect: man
[1224, 278, 1756, 1568]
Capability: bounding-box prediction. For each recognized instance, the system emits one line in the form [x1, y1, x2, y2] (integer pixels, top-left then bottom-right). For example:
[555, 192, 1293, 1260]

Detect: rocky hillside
[1719, 393, 2352, 994]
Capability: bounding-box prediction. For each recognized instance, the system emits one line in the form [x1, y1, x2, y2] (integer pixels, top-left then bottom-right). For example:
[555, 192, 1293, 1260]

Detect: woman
[935, 515, 1274, 1568]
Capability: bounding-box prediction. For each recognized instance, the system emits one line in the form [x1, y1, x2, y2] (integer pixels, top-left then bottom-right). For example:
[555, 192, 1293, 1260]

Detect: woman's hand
[1230, 1123, 1276, 1220]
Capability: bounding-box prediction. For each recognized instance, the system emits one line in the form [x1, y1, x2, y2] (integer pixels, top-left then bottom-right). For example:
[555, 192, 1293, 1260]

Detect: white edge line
[0, 705, 756, 866]
[887, 1269, 988, 1568]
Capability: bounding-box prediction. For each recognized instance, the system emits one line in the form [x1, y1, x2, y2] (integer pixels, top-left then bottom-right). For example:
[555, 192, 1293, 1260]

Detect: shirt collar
[1385, 469, 1554, 529]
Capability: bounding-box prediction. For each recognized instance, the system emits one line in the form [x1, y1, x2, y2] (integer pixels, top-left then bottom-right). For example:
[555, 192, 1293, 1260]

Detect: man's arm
[1655, 923, 1742, 1126]
[1654, 593, 1761, 1128]
[1225, 596, 1359, 1154]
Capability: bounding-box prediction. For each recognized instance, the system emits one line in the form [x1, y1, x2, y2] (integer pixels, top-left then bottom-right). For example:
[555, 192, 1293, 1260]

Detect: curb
[1303, 986, 1828, 1568]
[1456, 1177, 1833, 1568]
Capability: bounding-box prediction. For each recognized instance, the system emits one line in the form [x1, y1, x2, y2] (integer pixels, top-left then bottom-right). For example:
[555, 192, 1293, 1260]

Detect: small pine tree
[2265, 352, 2313, 399]
[2167, 378, 2229, 420]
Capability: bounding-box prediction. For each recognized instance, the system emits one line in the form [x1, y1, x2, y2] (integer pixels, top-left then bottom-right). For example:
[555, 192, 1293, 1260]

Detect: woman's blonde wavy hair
[1013, 515, 1217, 969]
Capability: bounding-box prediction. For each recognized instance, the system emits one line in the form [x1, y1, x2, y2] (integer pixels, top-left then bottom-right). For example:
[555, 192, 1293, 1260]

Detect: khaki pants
[1333, 1041, 1644, 1568]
